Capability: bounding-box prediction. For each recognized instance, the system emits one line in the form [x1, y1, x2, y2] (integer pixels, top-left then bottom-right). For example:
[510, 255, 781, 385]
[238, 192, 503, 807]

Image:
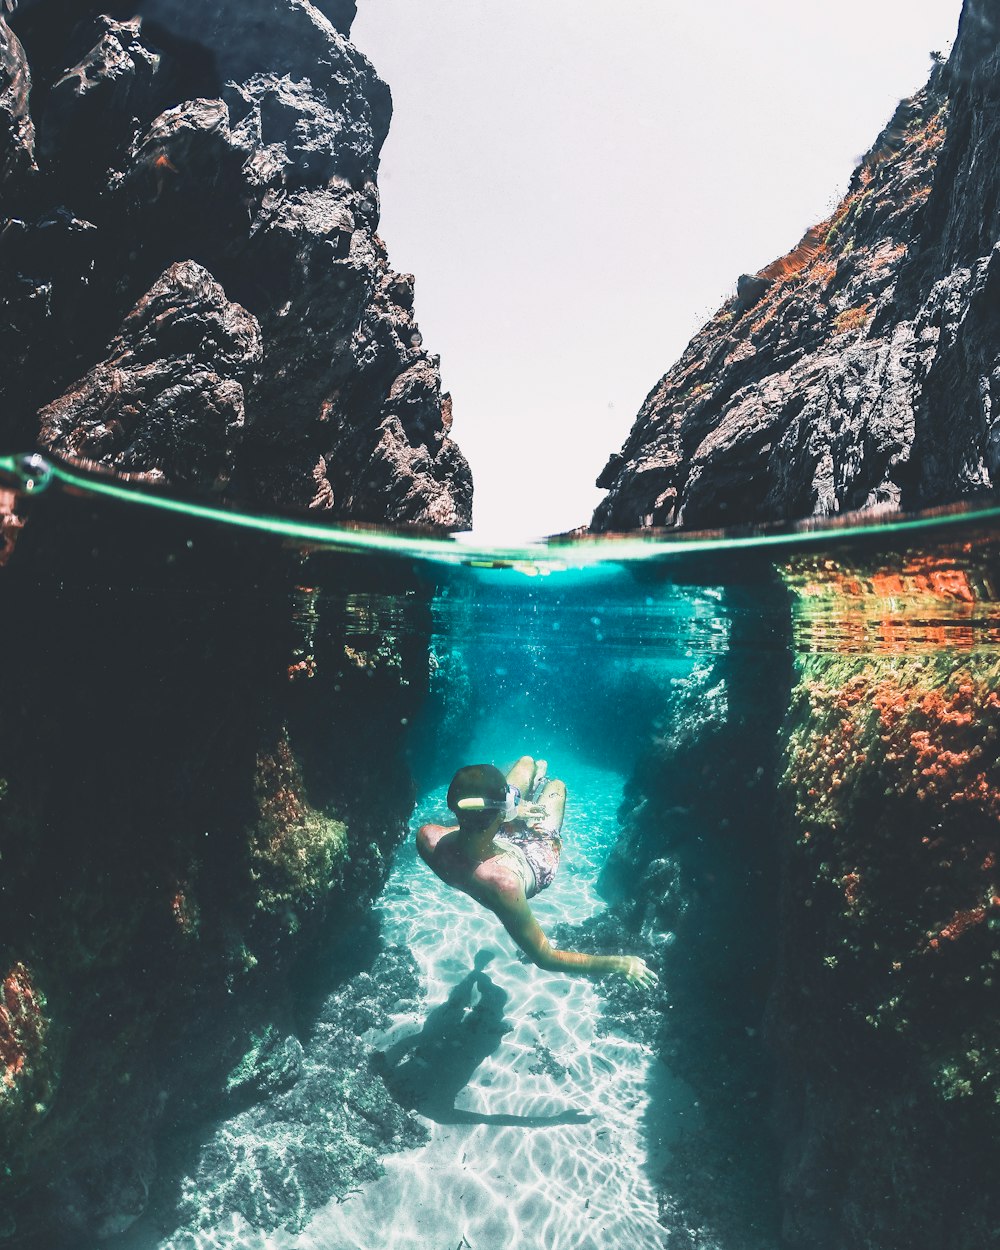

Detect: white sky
[352, 0, 965, 538]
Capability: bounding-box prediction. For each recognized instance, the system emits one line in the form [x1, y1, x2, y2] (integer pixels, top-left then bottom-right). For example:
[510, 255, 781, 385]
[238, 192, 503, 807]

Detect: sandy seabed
[280, 750, 693, 1250]
[154, 748, 695, 1250]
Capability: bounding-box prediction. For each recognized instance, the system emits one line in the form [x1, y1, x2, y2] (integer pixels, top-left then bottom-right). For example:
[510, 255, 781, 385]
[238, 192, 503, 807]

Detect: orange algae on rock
[779, 545, 1000, 1125]
[786, 546, 1000, 655]
[169, 885, 201, 940]
[0, 963, 46, 1092]
[0, 962, 54, 1154]
[934, 905, 987, 945]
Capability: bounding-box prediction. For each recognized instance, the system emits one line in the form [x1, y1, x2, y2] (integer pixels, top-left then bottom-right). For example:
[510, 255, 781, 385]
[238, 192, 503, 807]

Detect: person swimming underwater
[417, 757, 657, 989]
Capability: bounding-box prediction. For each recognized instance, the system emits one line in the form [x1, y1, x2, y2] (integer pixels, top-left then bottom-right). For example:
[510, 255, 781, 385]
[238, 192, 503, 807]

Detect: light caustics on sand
[280, 754, 693, 1250]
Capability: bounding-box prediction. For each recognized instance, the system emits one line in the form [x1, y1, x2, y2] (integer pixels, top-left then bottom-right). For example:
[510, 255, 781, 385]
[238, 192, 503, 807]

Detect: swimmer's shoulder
[416, 821, 456, 862]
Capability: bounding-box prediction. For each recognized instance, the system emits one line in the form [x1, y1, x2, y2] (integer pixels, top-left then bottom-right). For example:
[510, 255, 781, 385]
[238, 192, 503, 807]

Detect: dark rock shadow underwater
[102, 918, 430, 1249]
[374, 951, 591, 1129]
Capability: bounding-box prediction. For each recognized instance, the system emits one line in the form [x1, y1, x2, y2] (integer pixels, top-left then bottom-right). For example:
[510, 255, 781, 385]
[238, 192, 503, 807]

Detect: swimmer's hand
[514, 801, 548, 821]
[619, 956, 657, 992]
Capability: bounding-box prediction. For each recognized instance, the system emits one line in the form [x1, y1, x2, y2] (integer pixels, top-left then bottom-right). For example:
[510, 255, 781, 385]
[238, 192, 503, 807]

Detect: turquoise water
[121, 755, 689, 1250]
[291, 755, 682, 1250]
[2, 466, 998, 1249]
[138, 574, 719, 1247]
[124, 576, 714, 1249]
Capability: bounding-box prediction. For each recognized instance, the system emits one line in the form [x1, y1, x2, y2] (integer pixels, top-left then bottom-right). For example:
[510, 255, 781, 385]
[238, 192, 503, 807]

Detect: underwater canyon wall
[768, 549, 1000, 1249]
[586, 2, 1000, 1245]
[0, 491, 439, 1246]
[569, 546, 1000, 1250]
[592, 0, 1000, 533]
[0, 0, 470, 526]
[0, 2, 462, 1243]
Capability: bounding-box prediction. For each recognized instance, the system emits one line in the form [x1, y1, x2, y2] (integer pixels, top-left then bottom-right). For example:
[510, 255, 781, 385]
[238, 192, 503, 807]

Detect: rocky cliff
[582, 4, 1000, 1245]
[592, 0, 1000, 533]
[0, 3, 468, 1243]
[1, 0, 471, 527]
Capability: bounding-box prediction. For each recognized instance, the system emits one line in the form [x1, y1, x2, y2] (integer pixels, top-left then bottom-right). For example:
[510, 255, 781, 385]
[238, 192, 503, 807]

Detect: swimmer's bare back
[416, 822, 656, 988]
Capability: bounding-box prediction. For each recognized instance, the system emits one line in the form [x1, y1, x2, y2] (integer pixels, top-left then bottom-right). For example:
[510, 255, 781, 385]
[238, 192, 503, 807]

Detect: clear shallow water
[2, 467, 999, 1250]
[288, 751, 690, 1250]
[130, 752, 692, 1250]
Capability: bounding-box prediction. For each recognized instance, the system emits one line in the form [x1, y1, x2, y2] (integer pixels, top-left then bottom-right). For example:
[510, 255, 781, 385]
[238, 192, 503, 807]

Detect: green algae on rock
[249, 727, 350, 919]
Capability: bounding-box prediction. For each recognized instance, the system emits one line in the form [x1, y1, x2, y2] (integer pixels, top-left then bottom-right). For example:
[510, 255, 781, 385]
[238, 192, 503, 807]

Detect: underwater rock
[0, 14, 34, 186]
[593, 0, 999, 531]
[166, 944, 426, 1239]
[768, 547, 1000, 1250]
[249, 724, 349, 916]
[0, 0, 471, 527]
[38, 260, 262, 492]
[0, 500, 436, 1246]
[0, 962, 53, 1151]
[590, 546, 1000, 1248]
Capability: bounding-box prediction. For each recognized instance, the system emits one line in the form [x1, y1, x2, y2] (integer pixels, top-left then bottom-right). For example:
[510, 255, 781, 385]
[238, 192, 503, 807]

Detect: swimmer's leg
[536, 779, 566, 833]
[506, 755, 536, 795]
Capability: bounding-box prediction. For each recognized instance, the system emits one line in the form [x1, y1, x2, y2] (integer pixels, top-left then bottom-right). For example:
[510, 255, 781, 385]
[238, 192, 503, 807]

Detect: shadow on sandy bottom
[375, 950, 591, 1128]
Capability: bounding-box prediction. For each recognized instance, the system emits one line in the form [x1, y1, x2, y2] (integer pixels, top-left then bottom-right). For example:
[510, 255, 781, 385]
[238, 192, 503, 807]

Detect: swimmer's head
[447, 764, 516, 832]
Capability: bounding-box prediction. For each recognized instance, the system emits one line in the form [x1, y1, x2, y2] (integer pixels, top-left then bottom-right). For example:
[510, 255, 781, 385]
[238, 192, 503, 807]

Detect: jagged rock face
[592, 0, 999, 532]
[0, 15, 34, 183]
[0, 0, 471, 528]
[168, 943, 427, 1238]
[38, 259, 262, 490]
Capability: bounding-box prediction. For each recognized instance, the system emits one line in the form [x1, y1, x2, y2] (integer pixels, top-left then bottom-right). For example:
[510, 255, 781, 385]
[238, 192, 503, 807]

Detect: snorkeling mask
[456, 784, 520, 822]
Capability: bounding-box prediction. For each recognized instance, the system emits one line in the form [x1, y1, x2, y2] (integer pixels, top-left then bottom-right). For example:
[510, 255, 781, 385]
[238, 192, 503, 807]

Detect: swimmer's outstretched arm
[493, 891, 657, 990]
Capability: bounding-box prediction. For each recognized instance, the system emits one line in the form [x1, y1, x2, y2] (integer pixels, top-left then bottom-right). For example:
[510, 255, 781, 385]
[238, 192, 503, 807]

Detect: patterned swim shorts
[505, 820, 562, 895]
